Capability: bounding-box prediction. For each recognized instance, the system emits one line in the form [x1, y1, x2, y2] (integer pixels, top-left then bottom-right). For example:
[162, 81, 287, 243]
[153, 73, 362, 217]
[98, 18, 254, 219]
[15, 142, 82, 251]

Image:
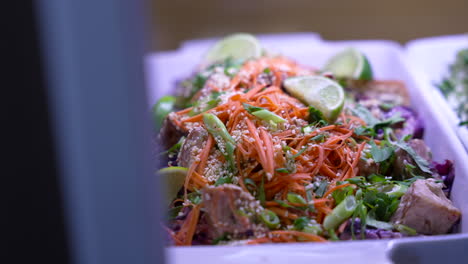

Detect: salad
[436, 48, 468, 126]
[154, 34, 461, 245]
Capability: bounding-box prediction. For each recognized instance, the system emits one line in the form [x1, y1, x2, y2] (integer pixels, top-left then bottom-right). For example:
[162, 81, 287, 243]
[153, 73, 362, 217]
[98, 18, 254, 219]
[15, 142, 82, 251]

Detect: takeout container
[145, 34, 468, 263]
[406, 34, 468, 151]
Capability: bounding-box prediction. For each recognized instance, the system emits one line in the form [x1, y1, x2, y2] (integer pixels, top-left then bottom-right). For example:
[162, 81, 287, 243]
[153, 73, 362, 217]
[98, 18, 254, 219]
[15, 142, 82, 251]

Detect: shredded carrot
[163, 55, 382, 245]
[175, 204, 201, 246]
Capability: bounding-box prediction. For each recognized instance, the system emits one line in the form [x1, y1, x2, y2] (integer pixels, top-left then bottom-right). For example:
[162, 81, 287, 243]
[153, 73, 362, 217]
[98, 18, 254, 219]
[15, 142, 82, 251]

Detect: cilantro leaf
[308, 106, 327, 125]
[459, 120, 468, 126]
[293, 217, 309, 230]
[351, 104, 404, 131]
[394, 141, 432, 174]
[369, 141, 395, 163]
[351, 105, 379, 127]
[242, 103, 266, 113]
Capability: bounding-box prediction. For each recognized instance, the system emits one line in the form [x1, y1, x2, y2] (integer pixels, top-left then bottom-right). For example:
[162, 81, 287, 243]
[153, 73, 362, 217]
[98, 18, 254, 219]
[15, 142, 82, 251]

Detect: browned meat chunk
[177, 127, 208, 168]
[201, 184, 268, 239]
[158, 113, 188, 150]
[358, 157, 380, 177]
[391, 179, 461, 235]
[349, 80, 410, 106]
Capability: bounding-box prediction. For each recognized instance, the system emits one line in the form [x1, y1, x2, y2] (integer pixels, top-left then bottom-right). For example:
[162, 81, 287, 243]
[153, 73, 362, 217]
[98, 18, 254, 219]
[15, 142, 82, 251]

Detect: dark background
[5, 1, 69, 263]
[151, 0, 468, 51]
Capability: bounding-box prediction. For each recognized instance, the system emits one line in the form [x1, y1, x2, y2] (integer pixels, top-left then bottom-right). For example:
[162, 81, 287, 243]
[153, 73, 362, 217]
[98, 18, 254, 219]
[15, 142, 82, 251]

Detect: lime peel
[283, 75, 345, 123]
[203, 33, 262, 65]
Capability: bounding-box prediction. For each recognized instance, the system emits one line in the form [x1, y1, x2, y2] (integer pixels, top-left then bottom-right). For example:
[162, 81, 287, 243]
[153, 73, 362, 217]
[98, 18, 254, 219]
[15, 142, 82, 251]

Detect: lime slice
[203, 33, 262, 65]
[157, 166, 188, 204]
[152, 96, 176, 131]
[323, 47, 373, 81]
[283, 76, 345, 123]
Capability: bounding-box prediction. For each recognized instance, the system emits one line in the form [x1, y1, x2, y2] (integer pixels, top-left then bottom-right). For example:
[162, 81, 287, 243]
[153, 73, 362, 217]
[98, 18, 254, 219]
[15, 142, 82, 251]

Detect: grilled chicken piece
[358, 157, 380, 177]
[349, 80, 410, 106]
[201, 184, 268, 239]
[391, 179, 461, 235]
[177, 127, 208, 168]
[159, 113, 188, 150]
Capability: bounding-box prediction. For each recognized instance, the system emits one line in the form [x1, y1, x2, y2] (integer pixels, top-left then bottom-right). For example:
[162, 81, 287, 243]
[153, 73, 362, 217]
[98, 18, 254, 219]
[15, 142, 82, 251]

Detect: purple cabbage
[430, 160, 455, 197]
[383, 106, 424, 139]
[339, 219, 405, 240]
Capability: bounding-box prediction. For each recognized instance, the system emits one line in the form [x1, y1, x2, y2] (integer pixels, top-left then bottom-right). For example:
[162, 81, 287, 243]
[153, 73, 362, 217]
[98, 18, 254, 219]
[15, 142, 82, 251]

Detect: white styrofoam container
[406, 34, 468, 151]
[145, 36, 468, 263]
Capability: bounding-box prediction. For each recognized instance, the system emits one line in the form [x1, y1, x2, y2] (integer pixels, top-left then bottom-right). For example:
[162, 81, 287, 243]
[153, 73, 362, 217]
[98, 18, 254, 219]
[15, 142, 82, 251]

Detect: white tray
[406, 34, 468, 151]
[145, 36, 468, 263]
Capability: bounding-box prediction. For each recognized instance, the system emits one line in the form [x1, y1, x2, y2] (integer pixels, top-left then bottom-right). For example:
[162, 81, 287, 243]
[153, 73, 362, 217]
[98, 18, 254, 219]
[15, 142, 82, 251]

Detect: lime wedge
[323, 47, 373, 81]
[157, 166, 188, 203]
[283, 76, 345, 123]
[203, 33, 262, 65]
[152, 96, 176, 131]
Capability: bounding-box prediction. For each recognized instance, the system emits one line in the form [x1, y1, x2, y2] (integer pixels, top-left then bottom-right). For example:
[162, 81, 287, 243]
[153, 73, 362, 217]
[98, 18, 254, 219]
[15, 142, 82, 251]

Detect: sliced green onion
[244, 178, 257, 188]
[287, 193, 307, 205]
[260, 209, 280, 229]
[310, 134, 325, 142]
[292, 146, 308, 159]
[275, 168, 290, 173]
[385, 184, 408, 198]
[303, 223, 323, 235]
[323, 195, 357, 230]
[243, 103, 286, 124]
[327, 229, 340, 241]
[366, 214, 394, 230]
[315, 180, 329, 198]
[257, 175, 266, 206]
[394, 224, 418, 236]
[302, 125, 315, 134]
[275, 199, 293, 208]
[203, 113, 235, 144]
[203, 113, 236, 170]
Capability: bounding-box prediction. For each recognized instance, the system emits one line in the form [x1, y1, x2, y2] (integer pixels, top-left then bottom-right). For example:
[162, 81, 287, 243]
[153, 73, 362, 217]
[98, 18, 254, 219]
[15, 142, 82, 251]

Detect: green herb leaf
[354, 126, 374, 136]
[257, 175, 266, 206]
[293, 217, 310, 230]
[308, 106, 327, 125]
[369, 141, 394, 163]
[275, 199, 293, 208]
[315, 180, 329, 198]
[242, 103, 266, 113]
[332, 185, 355, 204]
[215, 176, 232, 186]
[394, 141, 431, 174]
[187, 192, 202, 204]
[310, 134, 326, 142]
[328, 229, 340, 241]
[212, 233, 230, 245]
[167, 205, 183, 220]
[351, 105, 379, 127]
[366, 213, 394, 230]
[287, 193, 307, 205]
[275, 168, 290, 173]
[292, 146, 308, 159]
